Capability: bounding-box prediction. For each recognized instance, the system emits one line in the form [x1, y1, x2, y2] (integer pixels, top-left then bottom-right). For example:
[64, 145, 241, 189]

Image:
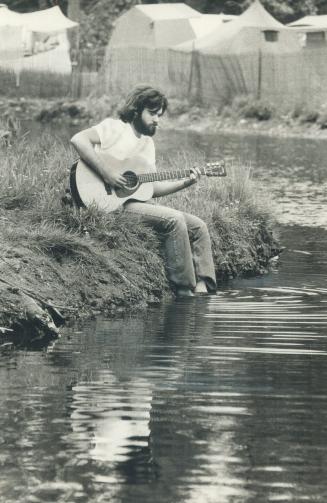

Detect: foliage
[221, 95, 274, 121]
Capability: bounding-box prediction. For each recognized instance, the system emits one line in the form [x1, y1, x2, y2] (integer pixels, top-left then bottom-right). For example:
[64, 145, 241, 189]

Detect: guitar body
[70, 156, 154, 212]
[70, 155, 226, 213]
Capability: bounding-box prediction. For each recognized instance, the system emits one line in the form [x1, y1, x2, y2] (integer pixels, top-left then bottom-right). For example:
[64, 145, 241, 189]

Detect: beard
[133, 114, 156, 137]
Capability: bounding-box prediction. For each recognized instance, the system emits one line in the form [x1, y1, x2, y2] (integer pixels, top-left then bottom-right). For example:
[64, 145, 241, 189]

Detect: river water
[1, 130, 327, 502]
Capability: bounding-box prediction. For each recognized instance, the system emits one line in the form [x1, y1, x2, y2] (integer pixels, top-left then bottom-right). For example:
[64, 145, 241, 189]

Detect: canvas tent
[189, 14, 236, 38]
[288, 15, 327, 28]
[0, 4, 24, 64]
[0, 4, 78, 75]
[109, 3, 202, 49]
[288, 15, 327, 49]
[99, 3, 235, 95]
[169, 0, 303, 105]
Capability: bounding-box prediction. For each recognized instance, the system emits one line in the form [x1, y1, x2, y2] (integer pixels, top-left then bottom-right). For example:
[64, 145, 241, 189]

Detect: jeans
[124, 201, 217, 292]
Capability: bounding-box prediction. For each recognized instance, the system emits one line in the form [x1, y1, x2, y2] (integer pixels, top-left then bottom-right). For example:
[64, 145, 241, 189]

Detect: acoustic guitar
[70, 155, 226, 213]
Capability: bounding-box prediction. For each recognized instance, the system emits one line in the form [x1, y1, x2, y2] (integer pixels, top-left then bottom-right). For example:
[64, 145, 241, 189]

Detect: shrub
[220, 95, 273, 121]
[240, 100, 273, 121]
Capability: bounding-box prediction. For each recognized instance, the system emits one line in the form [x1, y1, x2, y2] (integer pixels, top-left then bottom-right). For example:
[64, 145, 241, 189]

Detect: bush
[240, 100, 273, 121]
[220, 95, 273, 121]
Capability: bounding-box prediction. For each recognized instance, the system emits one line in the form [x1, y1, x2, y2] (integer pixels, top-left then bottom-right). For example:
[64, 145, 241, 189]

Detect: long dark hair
[118, 85, 168, 123]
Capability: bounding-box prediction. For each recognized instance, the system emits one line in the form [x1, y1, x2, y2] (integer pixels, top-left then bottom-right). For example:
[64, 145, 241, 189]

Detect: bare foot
[176, 287, 194, 297]
[194, 280, 208, 294]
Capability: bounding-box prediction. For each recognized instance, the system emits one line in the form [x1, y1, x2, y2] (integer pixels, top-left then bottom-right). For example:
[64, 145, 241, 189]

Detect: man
[70, 85, 216, 297]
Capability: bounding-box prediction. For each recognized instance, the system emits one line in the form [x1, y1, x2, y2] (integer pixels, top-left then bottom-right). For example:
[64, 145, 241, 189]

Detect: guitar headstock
[204, 160, 227, 177]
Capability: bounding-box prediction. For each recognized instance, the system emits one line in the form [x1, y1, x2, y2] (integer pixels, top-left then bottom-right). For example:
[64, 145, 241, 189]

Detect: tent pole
[257, 47, 262, 100]
[188, 41, 195, 100]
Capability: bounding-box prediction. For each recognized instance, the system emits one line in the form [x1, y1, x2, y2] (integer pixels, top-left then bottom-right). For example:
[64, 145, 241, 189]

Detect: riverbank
[2, 96, 327, 142]
[0, 125, 280, 346]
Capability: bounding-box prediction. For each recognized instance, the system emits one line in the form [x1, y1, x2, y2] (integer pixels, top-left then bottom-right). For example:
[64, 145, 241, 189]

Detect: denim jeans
[124, 201, 217, 292]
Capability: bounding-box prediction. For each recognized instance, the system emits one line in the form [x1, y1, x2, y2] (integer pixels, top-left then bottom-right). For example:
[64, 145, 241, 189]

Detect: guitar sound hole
[123, 171, 138, 189]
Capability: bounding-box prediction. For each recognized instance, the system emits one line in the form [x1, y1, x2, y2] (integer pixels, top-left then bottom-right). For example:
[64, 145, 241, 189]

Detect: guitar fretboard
[138, 166, 208, 184]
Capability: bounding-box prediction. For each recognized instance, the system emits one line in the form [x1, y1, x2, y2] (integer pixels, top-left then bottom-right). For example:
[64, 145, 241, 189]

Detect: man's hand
[188, 167, 201, 186]
[102, 170, 127, 189]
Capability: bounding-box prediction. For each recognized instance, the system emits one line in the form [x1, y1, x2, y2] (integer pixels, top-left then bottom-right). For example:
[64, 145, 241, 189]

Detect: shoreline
[168, 112, 327, 141]
[2, 96, 327, 142]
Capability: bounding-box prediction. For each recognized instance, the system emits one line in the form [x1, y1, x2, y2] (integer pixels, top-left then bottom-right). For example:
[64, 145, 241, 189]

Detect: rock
[21, 292, 60, 338]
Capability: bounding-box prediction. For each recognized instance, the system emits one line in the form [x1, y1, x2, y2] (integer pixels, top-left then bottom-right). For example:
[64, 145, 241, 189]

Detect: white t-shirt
[92, 118, 156, 172]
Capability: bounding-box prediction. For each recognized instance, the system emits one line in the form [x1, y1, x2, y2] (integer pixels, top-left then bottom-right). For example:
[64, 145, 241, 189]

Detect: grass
[0, 69, 71, 99]
[0, 128, 279, 331]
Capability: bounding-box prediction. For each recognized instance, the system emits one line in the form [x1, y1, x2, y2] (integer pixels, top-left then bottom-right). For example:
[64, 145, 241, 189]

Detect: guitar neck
[138, 167, 208, 184]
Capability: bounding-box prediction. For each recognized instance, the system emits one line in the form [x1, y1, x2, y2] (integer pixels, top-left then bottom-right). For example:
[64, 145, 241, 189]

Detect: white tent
[109, 3, 202, 48]
[288, 15, 327, 28]
[169, 0, 303, 105]
[189, 13, 236, 38]
[0, 3, 21, 25]
[20, 5, 78, 33]
[0, 4, 23, 75]
[0, 4, 78, 74]
[100, 3, 238, 94]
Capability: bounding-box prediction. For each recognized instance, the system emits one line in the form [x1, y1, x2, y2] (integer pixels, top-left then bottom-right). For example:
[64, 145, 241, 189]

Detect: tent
[99, 3, 234, 94]
[109, 3, 202, 49]
[189, 14, 236, 38]
[0, 4, 78, 75]
[0, 4, 24, 63]
[169, 0, 304, 106]
[288, 15, 327, 50]
[288, 15, 327, 28]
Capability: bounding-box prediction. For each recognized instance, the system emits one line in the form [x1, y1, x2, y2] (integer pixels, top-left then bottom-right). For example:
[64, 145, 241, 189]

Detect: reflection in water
[1, 224, 327, 503]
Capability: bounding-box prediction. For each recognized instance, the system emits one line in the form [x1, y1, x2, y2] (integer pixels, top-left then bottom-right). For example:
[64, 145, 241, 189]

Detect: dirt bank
[0, 208, 280, 348]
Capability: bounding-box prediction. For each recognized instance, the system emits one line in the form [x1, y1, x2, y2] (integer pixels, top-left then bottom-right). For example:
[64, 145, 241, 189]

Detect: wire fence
[1, 44, 327, 111]
[0, 48, 105, 99]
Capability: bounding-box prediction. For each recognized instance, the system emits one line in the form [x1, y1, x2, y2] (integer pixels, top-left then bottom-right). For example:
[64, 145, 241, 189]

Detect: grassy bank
[0, 121, 279, 344]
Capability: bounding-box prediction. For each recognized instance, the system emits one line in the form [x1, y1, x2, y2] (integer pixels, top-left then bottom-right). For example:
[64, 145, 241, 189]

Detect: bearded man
[70, 85, 217, 297]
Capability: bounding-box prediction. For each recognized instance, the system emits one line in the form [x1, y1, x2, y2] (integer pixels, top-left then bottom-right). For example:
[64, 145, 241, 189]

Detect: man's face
[133, 107, 163, 136]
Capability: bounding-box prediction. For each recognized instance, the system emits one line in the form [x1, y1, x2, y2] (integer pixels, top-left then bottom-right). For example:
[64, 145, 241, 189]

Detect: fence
[0, 48, 105, 99]
[98, 44, 327, 111]
[2, 44, 327, 111]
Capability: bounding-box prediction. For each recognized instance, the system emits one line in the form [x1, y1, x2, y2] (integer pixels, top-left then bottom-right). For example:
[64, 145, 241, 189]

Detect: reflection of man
[70, 85, 217, 297]
[71, 375, 152, 464]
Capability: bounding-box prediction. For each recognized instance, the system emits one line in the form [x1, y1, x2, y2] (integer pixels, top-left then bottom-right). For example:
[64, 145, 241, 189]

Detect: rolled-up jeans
[124, 201, 217, 292]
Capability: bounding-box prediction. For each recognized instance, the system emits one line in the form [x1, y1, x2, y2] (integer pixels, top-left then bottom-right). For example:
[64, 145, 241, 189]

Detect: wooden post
[67, 0, 81, 98]
[257, 48, 262, 100]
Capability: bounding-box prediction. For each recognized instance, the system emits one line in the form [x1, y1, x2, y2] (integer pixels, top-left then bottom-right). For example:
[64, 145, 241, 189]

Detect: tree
[148, 0, 323, 22]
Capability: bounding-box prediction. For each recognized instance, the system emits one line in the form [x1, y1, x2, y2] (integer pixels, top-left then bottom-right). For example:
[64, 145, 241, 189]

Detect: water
[1, 131, 327, 502]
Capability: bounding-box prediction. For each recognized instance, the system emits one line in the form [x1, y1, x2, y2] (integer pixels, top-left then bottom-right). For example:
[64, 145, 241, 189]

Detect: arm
[152, 168, 200, 198]
[70, 128, 127, 189]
